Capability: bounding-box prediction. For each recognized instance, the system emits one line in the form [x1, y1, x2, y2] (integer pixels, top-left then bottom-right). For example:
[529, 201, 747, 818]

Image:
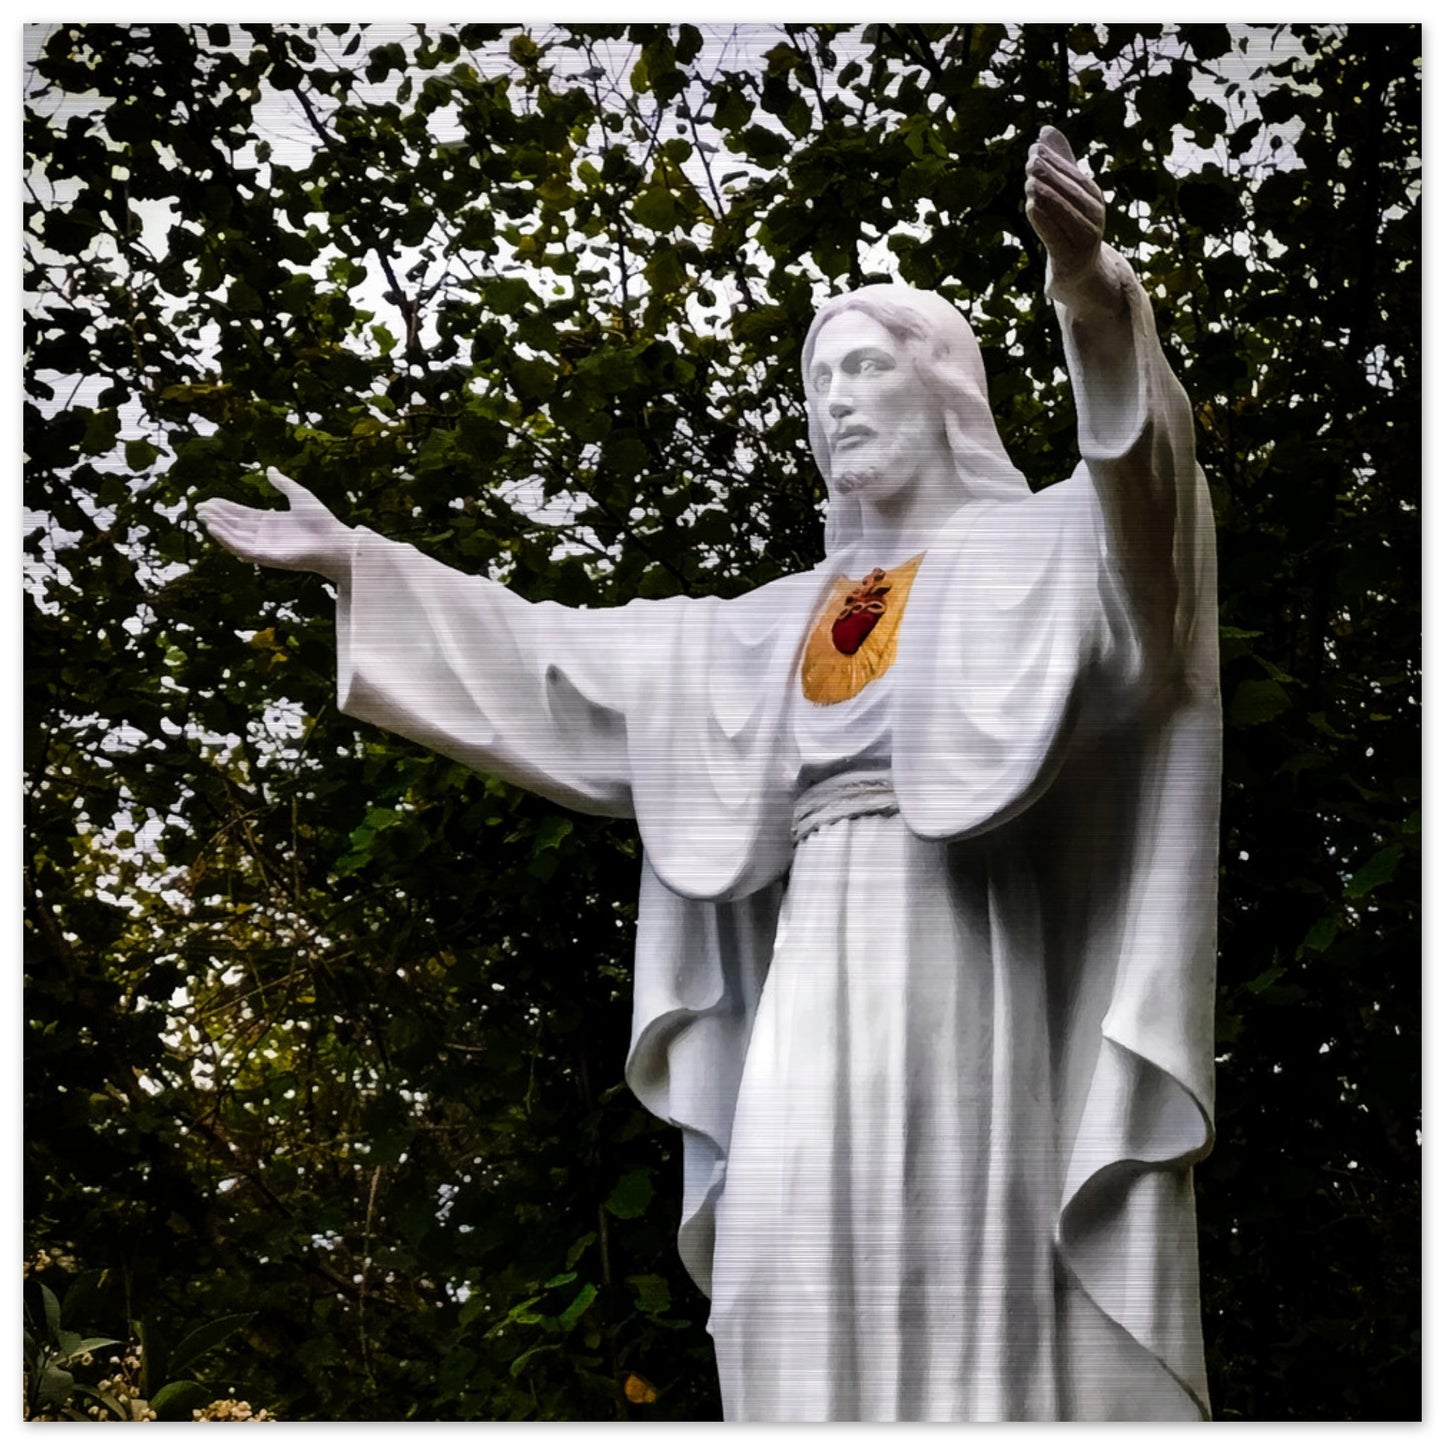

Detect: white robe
[331, 252, 1220, 1421]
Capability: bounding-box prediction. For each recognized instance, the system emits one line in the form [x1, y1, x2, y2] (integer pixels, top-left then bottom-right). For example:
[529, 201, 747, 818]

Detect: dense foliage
[24, 23, 1419, 1421]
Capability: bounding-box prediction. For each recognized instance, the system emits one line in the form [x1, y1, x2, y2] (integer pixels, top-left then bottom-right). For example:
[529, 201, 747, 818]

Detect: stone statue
[199, 128, 1219, 1422]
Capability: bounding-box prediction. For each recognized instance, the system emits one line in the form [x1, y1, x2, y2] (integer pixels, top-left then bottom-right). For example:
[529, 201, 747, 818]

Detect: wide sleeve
[333, 527, 814, 900]
[334, 527, 673, 818]
[1047, 249, 1221, 1414]
[1045, 243, 1221, 1111]
[1051, 242, 1211, 679]
[893, 250, 1221, 1414]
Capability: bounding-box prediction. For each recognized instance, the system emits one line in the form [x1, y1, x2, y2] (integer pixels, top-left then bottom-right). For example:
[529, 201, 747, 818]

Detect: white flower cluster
[193, 1398, 275, 1422]
[23, 1246, 81, 1278]
[95, 1352, 159, 1421]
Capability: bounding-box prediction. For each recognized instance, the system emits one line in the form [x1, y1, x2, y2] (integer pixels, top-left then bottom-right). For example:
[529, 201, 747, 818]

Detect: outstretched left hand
[196, 469, 352, 581]
[1024, 126, 1105, 293]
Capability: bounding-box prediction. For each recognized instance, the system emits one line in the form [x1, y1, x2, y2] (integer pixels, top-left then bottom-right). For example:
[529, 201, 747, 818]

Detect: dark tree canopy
[24, 23, 1419, 1422]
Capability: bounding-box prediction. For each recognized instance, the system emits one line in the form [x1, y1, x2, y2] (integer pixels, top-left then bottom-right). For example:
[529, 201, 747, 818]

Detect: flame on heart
[830, 568, 892, 655]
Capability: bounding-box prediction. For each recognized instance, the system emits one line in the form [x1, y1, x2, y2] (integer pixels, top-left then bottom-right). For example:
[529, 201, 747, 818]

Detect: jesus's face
[807, 311, 943, 502]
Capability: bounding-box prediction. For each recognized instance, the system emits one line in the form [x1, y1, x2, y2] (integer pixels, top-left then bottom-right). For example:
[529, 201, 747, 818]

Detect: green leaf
[483, 275, 535, 317]
[1180, 22, 1233, 60]
[366, 40, 407, 82]
[1246, 964, 1285, 996]
[132, 1317, 165, 1396]
[604, 1167, 653, 1219]
[81, 408, 121, 457]
[1259, 655, 1298, 684]
[510, 357, 555, 402]
[150, 1378, 214, 1421]
[40, 1282, 62, 1343]
[38, 1362, 74, 1410]
[369, 1123, 414, 1164]
[557, 1281, 598, 1331]
[737, 123, 790, 168]
[1343, 843, 1404, 900]
[626, 1272, 671, 1315]
[1299, 916, 1338, 956]
[1229, 679, 1291, 726]
[644, 244, 688, 294]
[124, 438, 161, 472]
[509, 1342, 559, 1378]
[603, 436, 649, 478]
[68, 1382, 130, 1421]
[166, 1312, 254, 1381]
[632, 186, 680, 232]
[487, 1294, 544, 1338]
[531, 815, 573, 855]
[676, 24, 704, 65]
[1307, 710, 1352, 741]
[228, 278, 264, 313]
[713, 86, 753, 131]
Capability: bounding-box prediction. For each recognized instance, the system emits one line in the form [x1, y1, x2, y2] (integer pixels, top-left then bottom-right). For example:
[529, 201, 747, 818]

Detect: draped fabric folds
[332, 251, 1219, 1419]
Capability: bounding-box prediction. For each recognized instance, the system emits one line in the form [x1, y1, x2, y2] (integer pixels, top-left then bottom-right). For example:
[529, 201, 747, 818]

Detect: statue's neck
[852, 458, 963, 558]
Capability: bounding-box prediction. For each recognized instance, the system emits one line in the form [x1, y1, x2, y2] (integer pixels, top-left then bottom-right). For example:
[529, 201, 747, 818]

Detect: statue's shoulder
[729, 564, 829, 615]
[932, 470, 1103, 590]
[964, 466, 1099, 540]
[615, 565, 821, 631]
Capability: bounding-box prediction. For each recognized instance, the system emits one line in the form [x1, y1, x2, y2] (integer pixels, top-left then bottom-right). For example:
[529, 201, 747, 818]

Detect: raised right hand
[196, 469, 352, 581]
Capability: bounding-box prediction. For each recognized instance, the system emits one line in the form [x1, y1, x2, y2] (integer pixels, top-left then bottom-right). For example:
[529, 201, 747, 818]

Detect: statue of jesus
[199, 129, 1220, 1422]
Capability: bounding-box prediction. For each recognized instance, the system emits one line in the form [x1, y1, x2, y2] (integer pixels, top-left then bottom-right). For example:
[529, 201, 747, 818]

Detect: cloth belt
[791, 770, 898, 845]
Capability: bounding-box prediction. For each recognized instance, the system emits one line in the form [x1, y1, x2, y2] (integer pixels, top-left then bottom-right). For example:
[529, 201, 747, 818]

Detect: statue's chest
[798, 553, 924, 706]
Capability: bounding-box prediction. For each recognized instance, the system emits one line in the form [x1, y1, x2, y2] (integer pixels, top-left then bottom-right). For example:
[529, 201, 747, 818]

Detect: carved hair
[802, 285, 1029, 554]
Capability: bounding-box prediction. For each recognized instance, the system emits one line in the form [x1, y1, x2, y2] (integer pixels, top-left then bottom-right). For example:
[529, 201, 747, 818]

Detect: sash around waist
[791, 771, 899, 844]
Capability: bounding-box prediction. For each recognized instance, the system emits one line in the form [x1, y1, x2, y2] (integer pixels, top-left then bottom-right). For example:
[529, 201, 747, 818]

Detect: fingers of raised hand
[1026, 144, 1104, 214]
[1036, 124, 1078, 166]
[1025, 151, 1105, 249]
[1024, 180, 1104, 244]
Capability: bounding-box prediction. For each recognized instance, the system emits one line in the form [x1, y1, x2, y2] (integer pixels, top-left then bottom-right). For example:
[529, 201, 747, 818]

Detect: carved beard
[827, 419, 925, 502]
[831, 464, 881, 496]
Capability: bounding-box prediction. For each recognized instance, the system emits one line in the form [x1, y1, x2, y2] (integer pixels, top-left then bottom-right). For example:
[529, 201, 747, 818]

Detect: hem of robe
[627, 888, 1215, 1421]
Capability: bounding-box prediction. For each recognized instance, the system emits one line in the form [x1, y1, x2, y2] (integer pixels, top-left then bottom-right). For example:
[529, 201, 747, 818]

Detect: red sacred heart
[831, 568, 891, 656]
[831, 608, 880, 656]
